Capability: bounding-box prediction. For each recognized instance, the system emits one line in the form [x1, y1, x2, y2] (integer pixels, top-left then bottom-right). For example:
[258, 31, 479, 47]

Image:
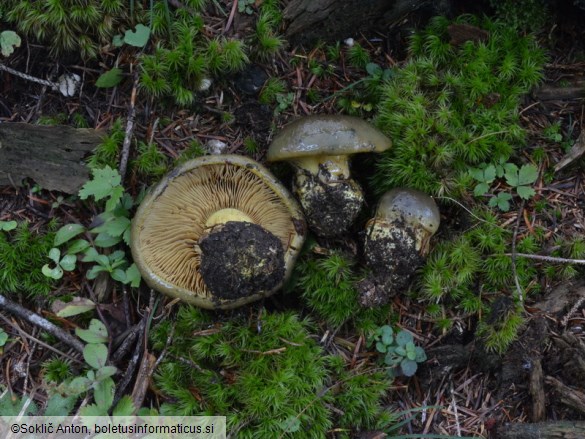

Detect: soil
[293, 168, 364, 237]
[199, 221, 285, 301]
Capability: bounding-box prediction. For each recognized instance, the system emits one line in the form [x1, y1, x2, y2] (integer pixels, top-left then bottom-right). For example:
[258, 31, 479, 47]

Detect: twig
[119, 71, 139, 179]
[511, 201, 525, 303]
[224, 0, 238, 33]
[0, 62, 58, 88]
[504, 253, 585, 265]
[0, 293, 84, 352]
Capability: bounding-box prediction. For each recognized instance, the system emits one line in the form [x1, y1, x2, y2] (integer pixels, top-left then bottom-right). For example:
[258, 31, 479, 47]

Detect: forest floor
[1, 2, 585, 438]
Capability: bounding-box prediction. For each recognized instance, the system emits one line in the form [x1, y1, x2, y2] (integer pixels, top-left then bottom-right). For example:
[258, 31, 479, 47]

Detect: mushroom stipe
[131, 155, 306, 309]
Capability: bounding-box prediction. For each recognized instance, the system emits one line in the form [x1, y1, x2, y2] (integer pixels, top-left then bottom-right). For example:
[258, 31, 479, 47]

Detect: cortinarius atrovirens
[267, 115, 391, 237]
[130, 155, 306, 309]
[358, 188, 440, 307]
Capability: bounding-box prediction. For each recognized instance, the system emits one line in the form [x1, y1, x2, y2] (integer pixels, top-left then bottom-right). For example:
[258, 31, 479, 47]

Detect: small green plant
[0, 29, 20, 57]
[238, 0, 255, 15]
[252, 10, 285, 61]
[51, 319, 135, 416]
[469, 161, 538, 211]
[0, 220, 17, 231]
[132, 141, 169, 179]
[42, 248, 77, 280]
[346, 42, 371, 69]
[45, 166, 141, 288]
[259, 77, 287, 104]
[371, 326, 427, 377]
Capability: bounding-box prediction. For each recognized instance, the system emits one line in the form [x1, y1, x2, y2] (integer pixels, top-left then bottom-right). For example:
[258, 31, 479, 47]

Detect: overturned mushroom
[267, 115, 391, 237]
[358, 188, 440, 307]
[131, 155, 306, 309]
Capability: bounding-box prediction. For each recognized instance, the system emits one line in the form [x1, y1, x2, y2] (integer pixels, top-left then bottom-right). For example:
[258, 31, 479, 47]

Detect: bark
[499, 421, 585, 439]
[282, 0, 454, 46]
[0, 123, 104, 193]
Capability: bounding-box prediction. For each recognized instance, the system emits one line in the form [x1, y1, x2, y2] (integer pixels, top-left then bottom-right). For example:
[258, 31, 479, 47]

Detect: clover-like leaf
[400, 358, 418, 377]
[1, 30, 21, 57]
[0, 220, 17, 231]
[60, 254, 77, 271]
[396, 330, 414, 347]
[123, 24, 151, 47]
[414, 346, 427, 363]
[42, 264, 63, 280]
[76, 319, 108, 344]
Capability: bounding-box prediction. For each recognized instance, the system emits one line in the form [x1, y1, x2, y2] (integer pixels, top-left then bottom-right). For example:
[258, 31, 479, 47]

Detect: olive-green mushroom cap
[267, 115, 391, 161]
[130, 155, 307, 310]
[375, 188, 440, 236]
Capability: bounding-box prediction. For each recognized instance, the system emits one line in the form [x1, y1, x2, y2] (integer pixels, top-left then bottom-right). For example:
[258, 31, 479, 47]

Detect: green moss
[131, 142, 169, 179]
[2, 0, 133, 59]
[372, 15, 545, 196]
[0, 222, 56, 298]
[86, 118, 124, 170]
[151, 307, 391, 437]
[295, 252, 390, 331]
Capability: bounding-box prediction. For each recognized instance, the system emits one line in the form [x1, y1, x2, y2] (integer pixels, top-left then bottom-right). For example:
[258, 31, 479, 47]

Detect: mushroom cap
[375, 188, 440, 235]
[267, 115, 391, 161]
[130, 155, 307, 309]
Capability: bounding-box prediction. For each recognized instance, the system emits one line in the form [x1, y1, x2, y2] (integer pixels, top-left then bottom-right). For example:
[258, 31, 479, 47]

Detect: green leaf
[104, 216, 131, 237]
[79, 403, 107, 416]
[94, 232, 122, 248]
[54, 223, 86, 246]
[396, 330, 413, 346]
[0, 220, 17, 231]
[123, 24, 151, 47]
[124, 263, 141, 288]
[82, 247, 100, 263]
[394, 346, 406, 357]
[518, 164, 538, 186]
[44, 394, 76, 416]
[67, 239, 90, 255]
[86, 265, 107, 279]
[414, 346, 427, 362]
[93, 377, 115, 410]
[67, 376, 91, 394]
[105, 186, 125, 212]
[83, 343, 108, 369]
[42, 264, 63, 280]
[79, 166, 122, 202]
[516, 185, 536, 200]
[112, 34, 124, 48]
[0, 329, 8, 347]
[400, 358, 418, 377]
[0, 30, 21, 57]
[48, 247, 61, 264]
[96, 68, 124, 88]
[375, 341, 387, 353]
[473, 182, 490, 197]
[95, 365, 117, 381]
[281, 416, 301, 433]
[60, 254, 77, 271]
[504, 163, 520, 186]
[490, 192, 512, 211]
[113, 395, 136, 416]
[76, 319, 108, 344]
[53, 298, 96, 318]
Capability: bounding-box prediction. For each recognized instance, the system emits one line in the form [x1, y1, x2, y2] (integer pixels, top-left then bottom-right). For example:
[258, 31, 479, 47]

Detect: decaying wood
[545, 376, 585, 415]
[499, 421, 585, 439]
[534, 78, 585, 101]
[529, 358, 545, 422]
[555, 130, 585, 172]
[0, 123, 104, 193]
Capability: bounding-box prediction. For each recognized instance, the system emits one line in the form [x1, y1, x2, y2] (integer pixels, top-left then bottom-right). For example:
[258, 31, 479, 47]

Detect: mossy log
[0, 123, 104, 193]
[499, 421, 585, 439]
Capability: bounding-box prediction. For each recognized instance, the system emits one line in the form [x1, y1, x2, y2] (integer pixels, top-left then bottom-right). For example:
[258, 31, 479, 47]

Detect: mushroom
[267, 115, 391, 237]
[130, 155, 306, 310]
[358, 188, 440, 307]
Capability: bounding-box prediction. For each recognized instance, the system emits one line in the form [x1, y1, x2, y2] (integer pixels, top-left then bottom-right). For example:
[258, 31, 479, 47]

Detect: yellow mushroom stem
[205, 208, 254, 229]
[291, 154, 352, 181]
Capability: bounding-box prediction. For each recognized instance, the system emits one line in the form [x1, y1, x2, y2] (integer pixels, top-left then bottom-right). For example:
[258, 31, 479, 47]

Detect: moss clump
[373, 15, 545, 196]
[151, 307, 391, 437]
[1, 0, 133, 59]
[295, 251, 390, 331]
[0, 222, 56, 298]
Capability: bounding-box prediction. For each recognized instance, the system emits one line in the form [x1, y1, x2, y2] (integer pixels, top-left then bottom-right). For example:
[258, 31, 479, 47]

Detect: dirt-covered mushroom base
[358, 220, 424, 307]
[293, 170, 363, 237]
[198, 221, 285, 302]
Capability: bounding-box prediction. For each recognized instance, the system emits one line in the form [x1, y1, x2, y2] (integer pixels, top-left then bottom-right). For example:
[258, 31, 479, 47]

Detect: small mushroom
[131, 155, 306, 309]
[358, 188, 440, 307]
[267, 115, 391, 237]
